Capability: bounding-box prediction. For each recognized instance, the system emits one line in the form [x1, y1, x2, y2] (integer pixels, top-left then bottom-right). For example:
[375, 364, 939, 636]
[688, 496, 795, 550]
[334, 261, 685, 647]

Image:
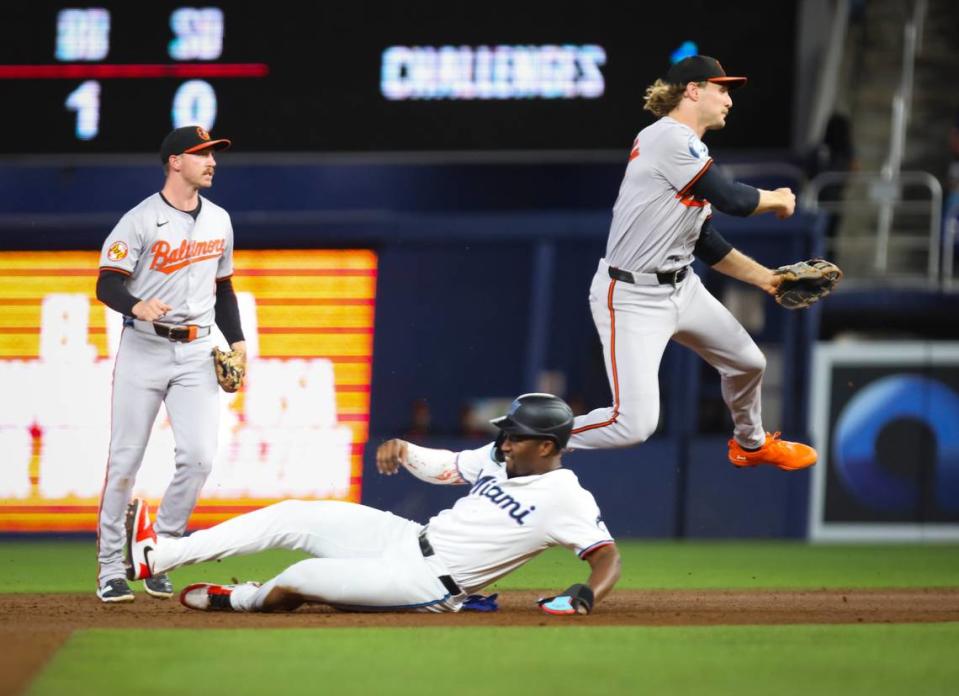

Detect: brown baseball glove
[773, 258, 843, 309]
[212, 346, 246, 393]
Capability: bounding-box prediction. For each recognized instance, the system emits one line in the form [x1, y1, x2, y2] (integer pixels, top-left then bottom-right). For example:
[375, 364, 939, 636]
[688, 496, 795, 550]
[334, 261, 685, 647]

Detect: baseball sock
[230, 579, 276, 611]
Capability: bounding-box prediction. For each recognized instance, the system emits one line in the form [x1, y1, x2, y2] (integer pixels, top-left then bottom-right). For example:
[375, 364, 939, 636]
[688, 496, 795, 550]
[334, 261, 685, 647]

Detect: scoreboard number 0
[171, 80, 218, 130]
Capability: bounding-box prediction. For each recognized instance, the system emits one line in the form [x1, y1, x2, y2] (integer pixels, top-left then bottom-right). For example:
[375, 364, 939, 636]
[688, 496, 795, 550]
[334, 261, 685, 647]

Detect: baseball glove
[212, 347, 246, 393]
[773, 258, 843, 309]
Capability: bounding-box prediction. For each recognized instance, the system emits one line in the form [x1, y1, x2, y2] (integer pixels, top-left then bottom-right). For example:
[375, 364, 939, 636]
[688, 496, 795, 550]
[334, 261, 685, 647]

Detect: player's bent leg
[152, 500, 419, 575]
[241, 556, 459, 613]
[569, 403, 659, 450]
[673, 274, 816, 470]
[673, 274, 767, 448]
[569, 264, 674, 451]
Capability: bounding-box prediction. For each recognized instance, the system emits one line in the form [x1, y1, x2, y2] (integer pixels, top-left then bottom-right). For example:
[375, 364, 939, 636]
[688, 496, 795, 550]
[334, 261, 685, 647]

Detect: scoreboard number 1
[65, 80, 101, 141]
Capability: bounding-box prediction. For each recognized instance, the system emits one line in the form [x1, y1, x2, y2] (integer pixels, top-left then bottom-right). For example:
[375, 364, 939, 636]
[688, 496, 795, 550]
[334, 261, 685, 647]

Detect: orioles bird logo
[196, 126, 211, 141]
[107, 241, 129, 261]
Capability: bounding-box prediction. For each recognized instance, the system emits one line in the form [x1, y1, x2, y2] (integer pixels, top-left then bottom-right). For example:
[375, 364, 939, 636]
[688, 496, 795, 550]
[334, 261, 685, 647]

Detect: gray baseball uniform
[570, 117, 766, 450]
[96, 192, 234, 587]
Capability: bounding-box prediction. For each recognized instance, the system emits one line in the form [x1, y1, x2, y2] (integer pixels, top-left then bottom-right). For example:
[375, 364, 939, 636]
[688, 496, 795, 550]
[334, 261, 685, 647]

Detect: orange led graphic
[0, 250, 377, 532]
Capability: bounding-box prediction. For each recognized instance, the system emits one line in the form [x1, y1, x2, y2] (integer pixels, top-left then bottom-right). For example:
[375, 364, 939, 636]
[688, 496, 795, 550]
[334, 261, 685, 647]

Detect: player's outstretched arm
[687, 166, 794, 220]
[752, 187, 796, 219]
[539, 543, 621, 615]
[710, 249, 782, 296]
[375, 439, 466, 485]
[584, 543, 621, 604]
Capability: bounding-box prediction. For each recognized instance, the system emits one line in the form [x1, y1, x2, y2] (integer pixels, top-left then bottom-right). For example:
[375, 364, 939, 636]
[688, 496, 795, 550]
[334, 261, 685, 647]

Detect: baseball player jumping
[94, 126, 246, 603]
[125, 394, 621, 616]
[569, 56, 817, 471]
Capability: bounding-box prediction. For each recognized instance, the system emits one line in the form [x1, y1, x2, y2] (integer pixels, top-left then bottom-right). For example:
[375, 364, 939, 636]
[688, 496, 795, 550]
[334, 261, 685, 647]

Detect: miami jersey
[99, 193, 235, 326]
[605, 116, 713, 273]
[426, 442, 614, 593]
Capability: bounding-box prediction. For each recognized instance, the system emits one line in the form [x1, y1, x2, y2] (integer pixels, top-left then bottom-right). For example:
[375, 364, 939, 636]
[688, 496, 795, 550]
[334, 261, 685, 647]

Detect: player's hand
[376, 439, 409, 475]
[759, 270, 784, 296]
[774, 187, 796, 219]
[538, 584, 594, 616]
[230, 341, 248, 370]
[132, 298, 172, 321]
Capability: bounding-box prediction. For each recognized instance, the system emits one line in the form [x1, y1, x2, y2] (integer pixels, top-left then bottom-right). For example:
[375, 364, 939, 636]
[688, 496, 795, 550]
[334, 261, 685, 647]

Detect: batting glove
[538, 583, 594, 615]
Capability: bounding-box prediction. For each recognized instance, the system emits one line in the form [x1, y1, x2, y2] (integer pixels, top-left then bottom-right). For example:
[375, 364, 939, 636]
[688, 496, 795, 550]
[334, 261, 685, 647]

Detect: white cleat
[124, 498, 157, 581]
[179, 582, 260, 611]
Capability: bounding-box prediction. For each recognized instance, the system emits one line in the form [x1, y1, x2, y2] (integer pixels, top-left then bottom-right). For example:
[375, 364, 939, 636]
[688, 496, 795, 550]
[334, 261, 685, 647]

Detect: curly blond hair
[643, 79, 705, 118]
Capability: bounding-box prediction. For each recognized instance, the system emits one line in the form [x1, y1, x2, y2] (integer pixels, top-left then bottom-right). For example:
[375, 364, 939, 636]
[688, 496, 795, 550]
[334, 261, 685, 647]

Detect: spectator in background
[457, 404, 487, 440]
[402, 398, 432, 441]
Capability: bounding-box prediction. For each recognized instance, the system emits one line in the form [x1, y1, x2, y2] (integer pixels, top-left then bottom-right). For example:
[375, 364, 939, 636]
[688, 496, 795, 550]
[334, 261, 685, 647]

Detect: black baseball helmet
[490, 393, 575, 450]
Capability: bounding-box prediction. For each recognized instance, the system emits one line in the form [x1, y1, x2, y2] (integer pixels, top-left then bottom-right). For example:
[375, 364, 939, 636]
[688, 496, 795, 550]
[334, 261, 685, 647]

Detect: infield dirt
[3, 588, 958, 695]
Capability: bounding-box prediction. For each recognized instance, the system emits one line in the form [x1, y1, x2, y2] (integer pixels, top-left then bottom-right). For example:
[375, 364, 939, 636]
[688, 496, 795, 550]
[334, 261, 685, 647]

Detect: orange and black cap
[160, 125, 231, 163]
[666, 55, 747, 89]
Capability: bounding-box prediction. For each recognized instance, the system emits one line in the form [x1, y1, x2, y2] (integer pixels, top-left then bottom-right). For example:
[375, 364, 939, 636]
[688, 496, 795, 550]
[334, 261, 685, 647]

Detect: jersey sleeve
[453, 442, 498, 485]
[658, 127, 714, 196]
[98, 212, 143, 276]
[217, 213, 235, 280]
[546, 485, 615, 559]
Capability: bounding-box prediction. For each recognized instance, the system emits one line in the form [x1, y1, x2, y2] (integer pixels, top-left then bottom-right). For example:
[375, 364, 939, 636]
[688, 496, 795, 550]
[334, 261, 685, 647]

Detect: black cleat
[97, 578, 135, 603]
[144, 573, 174, 599]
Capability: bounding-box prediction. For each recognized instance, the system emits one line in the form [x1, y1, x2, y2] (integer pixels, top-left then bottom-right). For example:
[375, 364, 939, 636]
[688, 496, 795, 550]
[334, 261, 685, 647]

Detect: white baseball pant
[569, 259, 766, 450]
[153, 500, 465, 612]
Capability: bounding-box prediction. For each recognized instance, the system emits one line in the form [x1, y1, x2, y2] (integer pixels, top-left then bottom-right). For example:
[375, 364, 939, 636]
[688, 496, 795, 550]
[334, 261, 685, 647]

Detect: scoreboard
[1, 1, 797, 153]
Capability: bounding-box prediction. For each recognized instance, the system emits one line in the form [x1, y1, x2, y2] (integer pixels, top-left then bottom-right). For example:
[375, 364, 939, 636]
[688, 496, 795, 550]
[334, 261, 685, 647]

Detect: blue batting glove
[538, 595, 577, 615]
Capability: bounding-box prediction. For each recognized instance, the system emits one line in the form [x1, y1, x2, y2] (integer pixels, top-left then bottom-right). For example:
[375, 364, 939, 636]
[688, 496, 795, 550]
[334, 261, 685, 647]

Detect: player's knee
[723, 344, 766, 379]
[744, 346, 766, 377]
[270, 499, 317, 526]
[616, 408, 659, 446]
[106, 446, 145, 477]
[176, 447, 215, 476]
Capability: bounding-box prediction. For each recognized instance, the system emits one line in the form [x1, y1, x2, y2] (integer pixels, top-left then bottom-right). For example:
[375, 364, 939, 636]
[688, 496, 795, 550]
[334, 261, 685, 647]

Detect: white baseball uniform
[150, 442, 615, 612]
[570, 117, 766, 450]
[97, 192, 235, 586]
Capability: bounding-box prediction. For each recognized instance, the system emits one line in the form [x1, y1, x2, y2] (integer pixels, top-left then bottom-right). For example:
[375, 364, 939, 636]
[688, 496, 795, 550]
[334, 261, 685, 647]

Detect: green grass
[30, 624, 959, 696]
[1, 540, 957, 593]
[6, 540, 958, 695]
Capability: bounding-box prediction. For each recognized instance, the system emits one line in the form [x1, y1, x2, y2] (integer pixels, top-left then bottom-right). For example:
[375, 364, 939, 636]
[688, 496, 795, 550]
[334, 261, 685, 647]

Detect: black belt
[152, 323, 210, 343]
[418, 529, 463, 596]
[608, 265, 689, 285]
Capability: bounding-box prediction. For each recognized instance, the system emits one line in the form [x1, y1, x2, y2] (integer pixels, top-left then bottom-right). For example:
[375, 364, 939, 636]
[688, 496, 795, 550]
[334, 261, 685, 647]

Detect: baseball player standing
[569, 56, 817, 471]
[94, 125, 246, 603]
[125, 394, 621, 616]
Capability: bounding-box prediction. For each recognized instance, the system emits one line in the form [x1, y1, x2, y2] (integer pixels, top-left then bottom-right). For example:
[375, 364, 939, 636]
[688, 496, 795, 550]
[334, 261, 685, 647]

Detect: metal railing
[944, 202, 959, 291]
[802, 170, 943, 286]
[873, 0, 927, 273]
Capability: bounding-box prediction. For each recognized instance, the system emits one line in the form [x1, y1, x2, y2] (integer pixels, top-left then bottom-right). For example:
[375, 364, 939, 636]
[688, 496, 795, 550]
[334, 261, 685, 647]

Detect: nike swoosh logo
[157, 221, 169, 227]
[142, 546, 154, 577]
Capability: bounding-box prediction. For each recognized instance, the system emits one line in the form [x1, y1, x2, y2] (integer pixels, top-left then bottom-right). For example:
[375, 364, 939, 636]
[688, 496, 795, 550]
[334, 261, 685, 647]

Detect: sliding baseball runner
[126, 394, 620, 615]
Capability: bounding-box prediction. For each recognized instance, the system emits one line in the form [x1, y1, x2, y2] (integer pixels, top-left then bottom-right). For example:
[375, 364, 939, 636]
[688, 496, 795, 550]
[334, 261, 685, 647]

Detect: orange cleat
[728, 432, 817, 471]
